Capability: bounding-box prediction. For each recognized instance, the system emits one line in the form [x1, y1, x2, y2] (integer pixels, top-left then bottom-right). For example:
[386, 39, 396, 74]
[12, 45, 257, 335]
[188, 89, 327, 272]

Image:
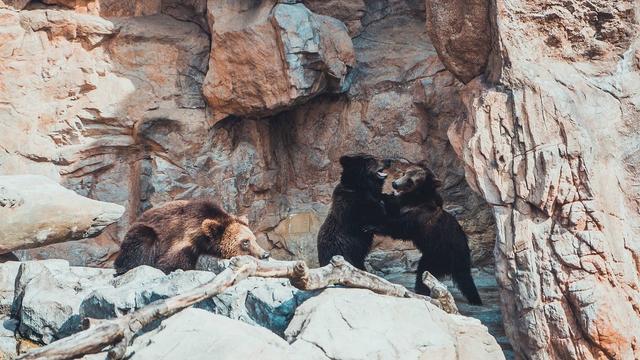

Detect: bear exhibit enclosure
[1, 0, 639, 359]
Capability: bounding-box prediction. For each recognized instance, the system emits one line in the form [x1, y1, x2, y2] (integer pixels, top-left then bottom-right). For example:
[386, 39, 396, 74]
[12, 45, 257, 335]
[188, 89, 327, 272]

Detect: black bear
[373, 162, 482, 305]
[316, 153, 389, 270]
[114, 200, 270, 275]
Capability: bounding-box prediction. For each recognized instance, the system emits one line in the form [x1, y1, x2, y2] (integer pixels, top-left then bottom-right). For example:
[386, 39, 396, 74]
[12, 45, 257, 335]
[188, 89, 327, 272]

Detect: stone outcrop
[203, 0, 355, 122]
[105, 309, 299, 360]
[442, 0, 640, 358]
[286, 288, 504, 360]
[424, 0, 491, 84]
[15, 260, 114, 344]
[0, 175, 123, 254]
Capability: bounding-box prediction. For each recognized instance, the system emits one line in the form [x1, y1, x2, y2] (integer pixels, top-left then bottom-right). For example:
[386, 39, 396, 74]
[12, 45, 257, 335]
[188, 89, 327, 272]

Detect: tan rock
[425, 0, 491, 83]
[0, 175, 124, 253]
[0, 8, 209, 265]
[285, 288, 504, 360]
[0, 0, 29, 10]
[447, 0, 640, 357]
[266, 212, 322, 267]
[202, 1, 355, 122]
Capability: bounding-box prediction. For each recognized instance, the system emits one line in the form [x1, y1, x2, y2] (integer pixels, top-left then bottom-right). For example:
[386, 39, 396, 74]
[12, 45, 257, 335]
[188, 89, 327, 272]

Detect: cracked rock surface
[444, 0, 640, 358]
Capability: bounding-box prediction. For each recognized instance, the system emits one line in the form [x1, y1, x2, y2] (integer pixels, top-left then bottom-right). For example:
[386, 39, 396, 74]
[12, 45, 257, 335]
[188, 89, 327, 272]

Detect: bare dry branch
[421, 271, 459, 314]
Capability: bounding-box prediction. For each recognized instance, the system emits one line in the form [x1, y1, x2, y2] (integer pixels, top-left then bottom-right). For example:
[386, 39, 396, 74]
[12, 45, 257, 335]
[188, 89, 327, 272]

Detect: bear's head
[391, 161, 442, 194]
[339, 153, 389, 193]
[201, 215, 270, 260]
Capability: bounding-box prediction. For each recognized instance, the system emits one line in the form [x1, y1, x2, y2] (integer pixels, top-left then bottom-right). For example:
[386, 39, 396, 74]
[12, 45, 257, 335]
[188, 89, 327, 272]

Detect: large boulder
[203, 0, 355, 122]
[14, 260, 114, 344]
[285, 288, 504, 360]
[99, 309, 310, 360]
[424, 0, 492, 83]
[0, 175, 124, 254]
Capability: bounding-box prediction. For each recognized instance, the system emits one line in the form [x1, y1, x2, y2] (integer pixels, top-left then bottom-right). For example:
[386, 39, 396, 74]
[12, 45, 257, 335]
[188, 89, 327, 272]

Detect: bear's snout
[260, 251, 271, 260]
[392, 180, 399, 190]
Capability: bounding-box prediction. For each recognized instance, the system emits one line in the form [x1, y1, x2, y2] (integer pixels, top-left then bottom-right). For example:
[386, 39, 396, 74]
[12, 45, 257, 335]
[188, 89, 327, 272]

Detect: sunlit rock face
[439, 0, 640, 357]
[202, 0, 355, 122]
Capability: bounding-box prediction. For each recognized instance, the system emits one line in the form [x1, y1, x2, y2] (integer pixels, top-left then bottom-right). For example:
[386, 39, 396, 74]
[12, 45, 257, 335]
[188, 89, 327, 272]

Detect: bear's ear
[339, 155, 352, 168]
[235, 214, 249, 225]
[201, 219, 226, 238]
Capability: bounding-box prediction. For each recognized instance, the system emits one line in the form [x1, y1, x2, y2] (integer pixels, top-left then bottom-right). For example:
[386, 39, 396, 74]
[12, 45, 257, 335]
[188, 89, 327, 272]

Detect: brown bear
[371, 162, 482, 305]
[114, 200, 270, 275]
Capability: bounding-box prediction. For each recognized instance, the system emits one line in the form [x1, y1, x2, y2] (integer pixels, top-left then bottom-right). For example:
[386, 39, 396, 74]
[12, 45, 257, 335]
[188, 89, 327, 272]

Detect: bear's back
[136, 200, 228, 226]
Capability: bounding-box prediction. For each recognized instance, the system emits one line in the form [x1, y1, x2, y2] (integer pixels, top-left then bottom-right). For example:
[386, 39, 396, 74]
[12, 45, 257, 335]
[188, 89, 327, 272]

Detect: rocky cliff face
[0, 0, 495, 270]
[439, 0, 640, 358]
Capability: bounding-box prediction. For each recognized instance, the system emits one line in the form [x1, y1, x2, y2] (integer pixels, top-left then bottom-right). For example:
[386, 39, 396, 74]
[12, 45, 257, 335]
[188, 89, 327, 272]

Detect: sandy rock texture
[0, 1, 495, 270]
[0, 5, 210, 266]
[425, 0, 491, 83]
[109, 309, 299, 360]
[286, 288, 504, 360]
[438, 0, 640, 358]
[0, 175, 123, 254]
[203, 0, 355, 122]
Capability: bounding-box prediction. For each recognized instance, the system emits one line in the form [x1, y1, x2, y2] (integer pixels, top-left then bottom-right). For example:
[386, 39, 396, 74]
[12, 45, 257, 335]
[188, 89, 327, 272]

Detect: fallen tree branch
[18, 255, 456, 360]
[422, 271, 459, 314]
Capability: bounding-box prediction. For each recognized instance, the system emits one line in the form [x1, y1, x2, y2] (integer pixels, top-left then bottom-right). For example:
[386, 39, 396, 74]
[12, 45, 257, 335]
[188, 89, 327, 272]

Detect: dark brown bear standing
[114, 200, 270, 275]
[373, 162, 482, 305]
[316, 153, 389, 270]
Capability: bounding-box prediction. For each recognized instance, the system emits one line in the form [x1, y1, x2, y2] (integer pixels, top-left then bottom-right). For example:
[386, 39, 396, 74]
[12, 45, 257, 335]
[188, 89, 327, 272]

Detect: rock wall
[438, 0, 640, 358]
[0, 0, 496, 269]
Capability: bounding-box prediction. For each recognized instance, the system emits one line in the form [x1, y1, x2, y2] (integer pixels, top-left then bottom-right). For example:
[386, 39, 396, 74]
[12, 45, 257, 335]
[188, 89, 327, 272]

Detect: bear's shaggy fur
[114, 200, 269, 275]
[376, 162, 482, 305]
[316, 154, 389, 270]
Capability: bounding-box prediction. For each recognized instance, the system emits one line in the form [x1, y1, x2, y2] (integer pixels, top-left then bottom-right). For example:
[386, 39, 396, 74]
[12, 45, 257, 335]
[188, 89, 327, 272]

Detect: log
[18, 256, 455, 360]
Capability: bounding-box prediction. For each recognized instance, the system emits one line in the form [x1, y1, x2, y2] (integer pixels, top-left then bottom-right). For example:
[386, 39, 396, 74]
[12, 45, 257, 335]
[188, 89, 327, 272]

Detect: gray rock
[0, 316, 17, 359]
[285, 288, 504, 360]
[15, 261, 114, 344]
[0, 262, 20, 316]
[80, 267, 215, 319]
[78, 265, 313, 336]
[205, 277, 314, 336]
[120, 309, 296, 360]
[0, 175, 124, 254]
[194, 255, 230, 274]
[365, 248, 421, 275]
